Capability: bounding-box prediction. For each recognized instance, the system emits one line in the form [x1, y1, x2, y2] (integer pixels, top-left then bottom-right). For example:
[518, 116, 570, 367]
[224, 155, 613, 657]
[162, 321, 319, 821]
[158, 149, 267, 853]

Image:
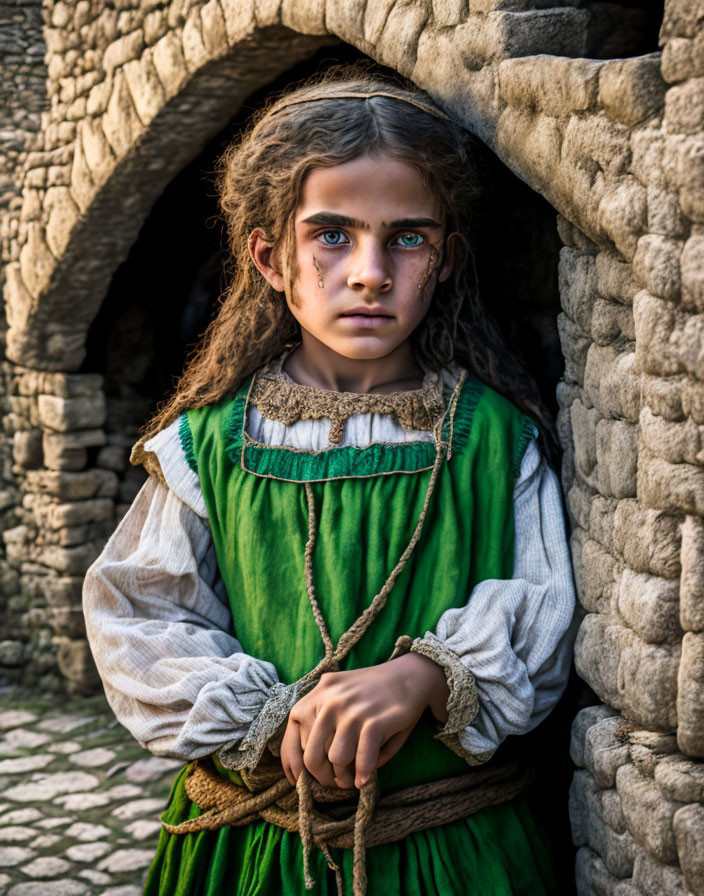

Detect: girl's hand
[279, 653, 450, 791]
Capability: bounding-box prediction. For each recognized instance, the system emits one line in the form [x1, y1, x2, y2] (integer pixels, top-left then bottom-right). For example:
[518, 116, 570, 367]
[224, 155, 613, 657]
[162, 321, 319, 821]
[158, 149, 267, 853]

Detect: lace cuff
[390, 633, 492, 767]
[217, 677, 318, 771]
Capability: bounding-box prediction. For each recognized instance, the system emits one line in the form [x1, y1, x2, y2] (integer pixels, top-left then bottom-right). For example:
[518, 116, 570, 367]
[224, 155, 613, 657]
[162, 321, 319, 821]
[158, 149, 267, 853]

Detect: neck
[283, 331, 424, 394]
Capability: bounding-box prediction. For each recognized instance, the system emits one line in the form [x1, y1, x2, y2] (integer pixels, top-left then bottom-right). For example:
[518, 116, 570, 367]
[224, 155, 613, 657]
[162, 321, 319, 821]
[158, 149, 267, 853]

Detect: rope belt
[161, 372, 535, 892]
[162, 750, 535, 896]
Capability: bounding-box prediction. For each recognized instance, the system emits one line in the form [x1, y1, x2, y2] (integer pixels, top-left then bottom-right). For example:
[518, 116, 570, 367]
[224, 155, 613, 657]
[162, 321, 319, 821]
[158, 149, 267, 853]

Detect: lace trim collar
[250, 349, 450, 446]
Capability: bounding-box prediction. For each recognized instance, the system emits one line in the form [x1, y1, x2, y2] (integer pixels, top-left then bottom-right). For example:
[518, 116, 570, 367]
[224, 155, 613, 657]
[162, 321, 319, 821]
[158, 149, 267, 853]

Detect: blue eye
[396, 233, 423, 247]
[320, 230, 348, 246]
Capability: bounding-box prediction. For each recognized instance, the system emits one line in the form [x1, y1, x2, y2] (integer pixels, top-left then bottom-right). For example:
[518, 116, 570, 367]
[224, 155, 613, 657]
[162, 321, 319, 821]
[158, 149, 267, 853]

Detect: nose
[347, 238, 392, 293]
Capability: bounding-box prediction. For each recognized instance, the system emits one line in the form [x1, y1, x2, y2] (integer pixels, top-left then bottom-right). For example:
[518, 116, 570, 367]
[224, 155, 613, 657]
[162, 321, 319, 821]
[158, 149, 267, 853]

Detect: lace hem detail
[390, 632, 493, 767]
[217, 678, 315, 771]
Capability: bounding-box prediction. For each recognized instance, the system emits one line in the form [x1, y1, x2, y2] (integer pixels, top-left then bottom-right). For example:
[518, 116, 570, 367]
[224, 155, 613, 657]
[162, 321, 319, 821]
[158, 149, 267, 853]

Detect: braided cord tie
[163, 373, 484, 896]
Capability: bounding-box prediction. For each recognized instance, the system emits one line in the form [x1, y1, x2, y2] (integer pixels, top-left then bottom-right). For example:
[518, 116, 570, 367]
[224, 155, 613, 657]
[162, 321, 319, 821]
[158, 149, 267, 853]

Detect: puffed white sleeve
[82, 418, 283, 764]
[402, 437, 578, 765]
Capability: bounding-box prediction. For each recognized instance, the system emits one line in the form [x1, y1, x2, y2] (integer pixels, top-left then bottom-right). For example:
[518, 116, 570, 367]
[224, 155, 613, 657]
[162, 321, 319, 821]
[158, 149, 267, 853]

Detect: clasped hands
[280, 652, 450, 791]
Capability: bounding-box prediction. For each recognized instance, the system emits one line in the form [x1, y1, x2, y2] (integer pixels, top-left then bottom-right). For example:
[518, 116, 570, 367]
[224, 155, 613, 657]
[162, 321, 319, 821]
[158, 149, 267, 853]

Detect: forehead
[296, 154, 443, 223]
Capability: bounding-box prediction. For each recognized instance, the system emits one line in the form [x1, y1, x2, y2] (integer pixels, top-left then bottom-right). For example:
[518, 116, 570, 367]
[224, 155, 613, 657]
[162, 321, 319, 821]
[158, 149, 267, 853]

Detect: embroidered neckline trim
[250, 349, 450, 447]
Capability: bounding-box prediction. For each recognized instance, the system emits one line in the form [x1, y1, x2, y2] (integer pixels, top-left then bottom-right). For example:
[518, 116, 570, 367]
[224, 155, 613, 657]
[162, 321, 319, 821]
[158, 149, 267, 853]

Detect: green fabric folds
[147, 371, 555, 895]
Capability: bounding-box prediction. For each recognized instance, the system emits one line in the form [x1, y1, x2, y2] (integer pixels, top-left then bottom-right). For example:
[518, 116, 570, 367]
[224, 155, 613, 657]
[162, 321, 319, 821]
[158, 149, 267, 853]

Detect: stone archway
[2, 1, 703, 892]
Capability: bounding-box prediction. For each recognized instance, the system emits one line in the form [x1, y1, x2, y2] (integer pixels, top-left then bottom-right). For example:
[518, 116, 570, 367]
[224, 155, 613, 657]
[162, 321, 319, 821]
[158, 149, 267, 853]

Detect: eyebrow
[300, 212, 442, 229]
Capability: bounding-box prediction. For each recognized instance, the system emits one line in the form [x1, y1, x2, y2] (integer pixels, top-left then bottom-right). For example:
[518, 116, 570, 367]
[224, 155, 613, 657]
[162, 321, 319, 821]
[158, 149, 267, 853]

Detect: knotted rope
[162, 372, 537, 892]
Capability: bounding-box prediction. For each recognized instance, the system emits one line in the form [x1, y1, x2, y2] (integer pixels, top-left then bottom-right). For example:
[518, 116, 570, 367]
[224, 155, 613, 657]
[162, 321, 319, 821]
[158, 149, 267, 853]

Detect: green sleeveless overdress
[143, 370, 560, 896]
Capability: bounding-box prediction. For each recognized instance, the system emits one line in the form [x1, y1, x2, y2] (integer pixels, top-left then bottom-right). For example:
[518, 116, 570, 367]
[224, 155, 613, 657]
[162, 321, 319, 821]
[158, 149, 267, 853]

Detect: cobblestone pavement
[0, 688, 183, 896]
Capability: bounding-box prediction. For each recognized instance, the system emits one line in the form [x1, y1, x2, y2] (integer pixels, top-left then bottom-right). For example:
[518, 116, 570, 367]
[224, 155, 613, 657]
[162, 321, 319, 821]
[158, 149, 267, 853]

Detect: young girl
[83, 69, 576, 896]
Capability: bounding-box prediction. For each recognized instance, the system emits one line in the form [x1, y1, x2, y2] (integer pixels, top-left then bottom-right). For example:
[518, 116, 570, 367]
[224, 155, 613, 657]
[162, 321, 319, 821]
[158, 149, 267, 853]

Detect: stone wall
[0, 0, 702, 891]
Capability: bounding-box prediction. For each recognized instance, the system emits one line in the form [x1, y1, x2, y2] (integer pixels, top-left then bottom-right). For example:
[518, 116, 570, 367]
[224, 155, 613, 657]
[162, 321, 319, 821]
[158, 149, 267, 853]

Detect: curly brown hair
[131, 66, 556, 469]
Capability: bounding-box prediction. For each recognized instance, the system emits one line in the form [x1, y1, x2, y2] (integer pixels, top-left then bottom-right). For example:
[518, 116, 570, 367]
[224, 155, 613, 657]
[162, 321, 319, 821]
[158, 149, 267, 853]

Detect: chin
[329, 340, 398, 361]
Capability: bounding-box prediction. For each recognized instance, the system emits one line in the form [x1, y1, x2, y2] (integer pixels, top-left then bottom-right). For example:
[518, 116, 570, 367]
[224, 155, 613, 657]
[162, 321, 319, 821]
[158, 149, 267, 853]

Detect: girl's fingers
[328, 727, 358, 789]
[303, 715, 337, 788]
[353, 724, 385, 789]
[376, 725, 414, 769]
[282, 719, 305, 786]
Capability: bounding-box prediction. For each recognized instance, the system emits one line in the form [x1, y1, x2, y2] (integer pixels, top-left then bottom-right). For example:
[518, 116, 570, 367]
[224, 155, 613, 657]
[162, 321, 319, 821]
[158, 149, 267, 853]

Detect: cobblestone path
[0, 689, 183, 896]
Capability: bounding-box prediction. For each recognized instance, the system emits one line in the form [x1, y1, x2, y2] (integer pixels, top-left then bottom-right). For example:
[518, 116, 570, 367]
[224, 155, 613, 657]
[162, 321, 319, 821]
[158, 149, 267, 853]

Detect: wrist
[390, 652, 450, 724]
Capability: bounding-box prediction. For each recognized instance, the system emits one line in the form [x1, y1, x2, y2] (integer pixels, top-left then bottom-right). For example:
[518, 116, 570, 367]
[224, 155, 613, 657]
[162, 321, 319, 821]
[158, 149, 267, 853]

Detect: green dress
[143, 367, 559, 896]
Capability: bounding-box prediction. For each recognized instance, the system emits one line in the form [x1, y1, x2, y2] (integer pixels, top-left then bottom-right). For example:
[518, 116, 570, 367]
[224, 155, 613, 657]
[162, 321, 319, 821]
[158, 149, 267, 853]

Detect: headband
[269, 91, 452, 121]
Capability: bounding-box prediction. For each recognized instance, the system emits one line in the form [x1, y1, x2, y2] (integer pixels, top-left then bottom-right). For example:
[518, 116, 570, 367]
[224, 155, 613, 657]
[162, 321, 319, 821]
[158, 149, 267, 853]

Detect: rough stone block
[599, 55, 666, 126]
[595, 419, 637, 498]
[665, 78, 704, 135]
[564, 115, 632, 180]
[616, 568, 681, 644]
[589, 495, 617, 548]
[200, 0, 230, 54]
[631, 127, 665, 190]
[655, 754, 704, 802]
[571, 704, 619, 768]
[677, 632, 704, 758]
[254, 0, 282, 26]
[152, 30, 189, 100]
[558, 313, 591, 386]
[662, 37, 694, 84]
[598, 178, 647, 260]
[640, 406, 704, 466]
[620, 629, 680, 730]
[182, 7, 209, 72]
[123, 50, 166, 127]
[19, 223, 56, 300]
[584, 346, 640, 423]
[595, 252, 640, 305]
[681, 235, 704, 312]
[78, 118, 116, 190]
[633, 291, 685, 378]
[646, 184, 685, 238]
[49, 607, 87, 639]
[432, 0, 467, 27]
[632, 234, 682, 302]
[103, 29, 144, 76]
[25, 470, 118, 501]
[55, 638, 101, 692]
[673, 803, 704, 894]
[570, 770, 636, 877]
[102, 69, 144, 160]
[638, 448, 704, 516]
[498, 55, 600, 115]
[576, 536, 617, 614]
[13, 430, 43, 470]
[680, 515, 704, 632]
[281, 0, 326, 34]
[616, 764, 680, 863]
[44, 187, 80, 259]
[37, 394, 106, 433]
[575, 845, 619, 896]
[677, 135, 704, 222]
[40, 543, 100, 576]
[376, 1, 430, 77]
[642, 374, 684, 421]
[612, 500, 681, 579]
[632, 848, 687, 894]
[47, 499, 114, 529]
[219, 0, 255, 44]
[592, 298, 635, 345]
[583, 715, 631, 789]
[559, 248, 597, 332]
[571, 399, 599, 481]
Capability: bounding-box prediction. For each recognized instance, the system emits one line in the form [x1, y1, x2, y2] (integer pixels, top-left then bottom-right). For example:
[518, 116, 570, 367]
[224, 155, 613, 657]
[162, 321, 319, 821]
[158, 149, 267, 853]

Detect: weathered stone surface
[616, 764, 680, 863]
[582, 716, 630, 789]
[637, 448, 704, 516]
[21, 856, 72, 878]
[25, 469, 118, 501]
[97, 848, 155, 872]
[583, 346, 640, 423]
[632, 235, 682, 302]
[632, 848, 688, 895]
[612, 500, 681, 579]
[615, 568, 682, 644]
[678, 632, 704, 757]
[655, 754, 704, 802]
[680, 515, 704, 632]
[595, 419, 637, 498]
[673, 803, 704, 895]
[571, 705, 619, 768]
[665, 78, 704, 135]
[599, 55, 666, 126]
[13, 430, 43, 470]
[570, 770, 636, 877]
[37, 394, 106, 433]
[4, 771, 99, 802]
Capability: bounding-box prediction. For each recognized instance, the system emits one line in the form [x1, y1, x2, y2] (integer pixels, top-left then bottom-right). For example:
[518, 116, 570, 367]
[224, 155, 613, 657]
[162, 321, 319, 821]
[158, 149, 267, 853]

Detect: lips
[340, 308, 393, 317]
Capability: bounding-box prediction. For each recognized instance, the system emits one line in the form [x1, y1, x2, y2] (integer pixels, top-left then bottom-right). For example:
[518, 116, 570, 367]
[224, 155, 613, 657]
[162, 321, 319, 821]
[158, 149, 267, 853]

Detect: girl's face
[251, 153, 454, 362]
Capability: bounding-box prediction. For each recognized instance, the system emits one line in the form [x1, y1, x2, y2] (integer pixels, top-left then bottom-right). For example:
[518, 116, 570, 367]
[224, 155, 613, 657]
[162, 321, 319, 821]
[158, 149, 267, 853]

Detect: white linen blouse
[82, 374, 577, 768]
